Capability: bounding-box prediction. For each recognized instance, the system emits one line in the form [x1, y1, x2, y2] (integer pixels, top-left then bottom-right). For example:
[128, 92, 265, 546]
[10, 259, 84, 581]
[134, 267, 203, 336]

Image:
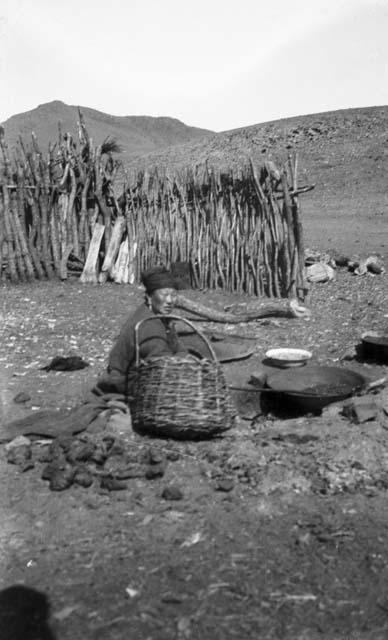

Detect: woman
[96, 266, 185, 395]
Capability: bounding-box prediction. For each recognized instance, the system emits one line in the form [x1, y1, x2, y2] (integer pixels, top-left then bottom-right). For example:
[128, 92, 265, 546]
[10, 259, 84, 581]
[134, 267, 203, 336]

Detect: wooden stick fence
[0, 112, 312, 298]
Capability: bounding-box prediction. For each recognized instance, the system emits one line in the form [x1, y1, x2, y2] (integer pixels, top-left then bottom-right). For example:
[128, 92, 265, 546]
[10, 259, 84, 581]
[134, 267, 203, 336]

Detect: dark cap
[141, 266, 177, 294]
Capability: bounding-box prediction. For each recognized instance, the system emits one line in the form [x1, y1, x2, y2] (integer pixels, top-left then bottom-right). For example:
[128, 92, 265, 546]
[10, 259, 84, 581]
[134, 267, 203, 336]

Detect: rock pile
[5, 432, 179, 492]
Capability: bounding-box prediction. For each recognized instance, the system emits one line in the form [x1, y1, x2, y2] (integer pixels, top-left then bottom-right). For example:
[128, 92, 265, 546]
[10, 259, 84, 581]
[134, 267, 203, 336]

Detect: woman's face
[148, 288, 177, 315]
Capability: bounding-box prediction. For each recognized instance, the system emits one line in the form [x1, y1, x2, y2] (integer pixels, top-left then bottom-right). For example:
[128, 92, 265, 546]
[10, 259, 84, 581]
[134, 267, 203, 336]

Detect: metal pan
[231, 370, 386, 415]
[265, 366, 368, 412]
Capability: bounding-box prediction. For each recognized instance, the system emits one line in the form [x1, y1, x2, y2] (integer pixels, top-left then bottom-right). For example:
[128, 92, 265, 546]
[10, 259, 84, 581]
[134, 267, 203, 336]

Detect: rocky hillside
[130, 106, 388, 170]
[1, 100, 213, 157]
[129, 106, 388, 260]
[3, 102, 388, 259]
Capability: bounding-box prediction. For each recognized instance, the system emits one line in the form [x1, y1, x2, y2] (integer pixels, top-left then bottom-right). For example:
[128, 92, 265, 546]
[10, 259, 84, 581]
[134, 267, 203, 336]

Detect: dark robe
[96, 303, 183, 395]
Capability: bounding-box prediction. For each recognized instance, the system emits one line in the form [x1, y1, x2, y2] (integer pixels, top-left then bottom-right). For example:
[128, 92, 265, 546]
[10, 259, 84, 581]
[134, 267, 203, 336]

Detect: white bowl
[265, 348, 312, 368]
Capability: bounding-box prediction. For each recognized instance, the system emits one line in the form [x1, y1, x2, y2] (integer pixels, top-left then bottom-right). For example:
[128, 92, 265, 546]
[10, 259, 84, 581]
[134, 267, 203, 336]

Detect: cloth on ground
[0, 393, 126, 444]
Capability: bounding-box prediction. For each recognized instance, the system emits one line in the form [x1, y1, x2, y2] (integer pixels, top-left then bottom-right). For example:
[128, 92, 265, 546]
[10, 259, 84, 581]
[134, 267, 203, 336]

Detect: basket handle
[134, 314, 218, 366]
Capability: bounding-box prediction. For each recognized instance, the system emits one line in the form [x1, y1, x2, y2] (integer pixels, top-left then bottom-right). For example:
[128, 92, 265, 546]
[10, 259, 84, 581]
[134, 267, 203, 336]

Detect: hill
[1, 100, 213, 156]
[2, 102, 388, 260]
[130, 106, 388, 261]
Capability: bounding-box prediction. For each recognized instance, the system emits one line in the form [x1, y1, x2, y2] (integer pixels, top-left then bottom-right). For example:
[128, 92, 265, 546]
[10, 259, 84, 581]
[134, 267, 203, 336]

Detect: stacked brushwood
[0, 110, 126, 284]
[0, 112, 312, 297]
[125, 159, 312, 297]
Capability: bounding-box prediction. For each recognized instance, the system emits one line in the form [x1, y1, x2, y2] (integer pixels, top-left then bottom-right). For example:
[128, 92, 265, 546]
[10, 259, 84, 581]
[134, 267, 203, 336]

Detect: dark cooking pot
[360, 332, 388, 362]
[266, 366, 367, 413]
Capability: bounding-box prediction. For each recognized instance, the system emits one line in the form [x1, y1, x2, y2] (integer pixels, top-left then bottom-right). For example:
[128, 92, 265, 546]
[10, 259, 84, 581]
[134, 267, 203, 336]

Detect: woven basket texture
[131, 355, 236, 439]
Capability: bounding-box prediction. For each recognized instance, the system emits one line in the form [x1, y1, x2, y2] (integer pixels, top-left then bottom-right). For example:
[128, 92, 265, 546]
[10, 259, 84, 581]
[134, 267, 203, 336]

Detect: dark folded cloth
[40, 355, 90, 372]
[0, 399, 107, 444]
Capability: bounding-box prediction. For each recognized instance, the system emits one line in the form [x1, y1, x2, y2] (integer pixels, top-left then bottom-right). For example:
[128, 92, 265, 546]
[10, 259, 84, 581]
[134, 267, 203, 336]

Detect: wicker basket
[131, 315, 237, 439]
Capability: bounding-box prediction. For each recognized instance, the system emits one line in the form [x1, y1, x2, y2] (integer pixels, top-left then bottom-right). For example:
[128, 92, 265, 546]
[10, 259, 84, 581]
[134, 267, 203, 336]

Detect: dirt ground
[0, 263, 388, 640]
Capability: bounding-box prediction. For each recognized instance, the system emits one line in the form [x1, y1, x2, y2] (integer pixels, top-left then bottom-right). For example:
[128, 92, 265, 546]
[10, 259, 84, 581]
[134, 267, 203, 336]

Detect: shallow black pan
[265, 366, 368, 413]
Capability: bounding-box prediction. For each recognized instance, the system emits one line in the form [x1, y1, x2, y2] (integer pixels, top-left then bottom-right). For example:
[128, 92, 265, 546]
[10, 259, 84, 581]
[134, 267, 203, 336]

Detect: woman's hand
[289, 299, 311, 318]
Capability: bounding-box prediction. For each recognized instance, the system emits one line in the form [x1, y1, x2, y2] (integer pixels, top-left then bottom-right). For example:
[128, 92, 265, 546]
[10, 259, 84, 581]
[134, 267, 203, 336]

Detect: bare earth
[1, 265, 388, 640]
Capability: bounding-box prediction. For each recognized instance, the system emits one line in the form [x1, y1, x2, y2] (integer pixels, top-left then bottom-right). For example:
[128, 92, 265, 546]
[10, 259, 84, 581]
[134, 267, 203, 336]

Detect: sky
[1, 0, 388, 132]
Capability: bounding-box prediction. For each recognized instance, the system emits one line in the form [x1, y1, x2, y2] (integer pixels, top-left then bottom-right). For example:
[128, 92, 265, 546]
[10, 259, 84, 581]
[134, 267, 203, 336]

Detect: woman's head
[141, 267, 177, 315]
[148, 287, 177, 315]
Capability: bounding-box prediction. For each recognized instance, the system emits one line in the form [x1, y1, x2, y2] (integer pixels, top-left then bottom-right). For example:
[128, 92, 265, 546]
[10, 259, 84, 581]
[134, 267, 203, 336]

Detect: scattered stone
[364, 486, 379, 497]
[13, 392, 31, 404]
[342, 397, 379, 424]
[100, 476, 127, 491]
[306, 263, 335, 283]
[351, 460, 365, 470]
[50, 436, 72, 457]
[66, 440, 96, 463]
[347, 260, 359, 272]
[34, 445, 53, 464]
[351, 256, 384, 276]
[5, 436, 31, 452]
[145, 462, 166, 479]
[41, 462, 61, 481]
[334, 255, 350, 268]
[115, 464, 147, 479]
[104, 454, 143, 478]
[177, 616, 192, 638]
[367, 261, 384, 275]
[204, 450, 221, 464]
[166, 450, 180, 462]
[20, 460, 35, 472]
[280, 433, 319, 445]
[106, 438, 125, 457]
[6, 444, 32, 466]
[47, 442, 62, 461]
[103, 454, 126, 475]
[321, 402, 345, 418]
[52, 605, 80, 621]
[162, 485, 184, 501]
[366, 255, 384, 274]
[215, 478, 235, 492]
[143, 446, 166, 465]
[84, 496, 99, 509]
[339, 348, 357, 362]
[49, 465, 75, 491]
[161, 592, 185, 604]
[91, 444, 109, 465]
[210, 466, 223, 479]
[73, 467, 94, 488]
[295, 531, 313, 547]
[47, 449, 67, 467]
